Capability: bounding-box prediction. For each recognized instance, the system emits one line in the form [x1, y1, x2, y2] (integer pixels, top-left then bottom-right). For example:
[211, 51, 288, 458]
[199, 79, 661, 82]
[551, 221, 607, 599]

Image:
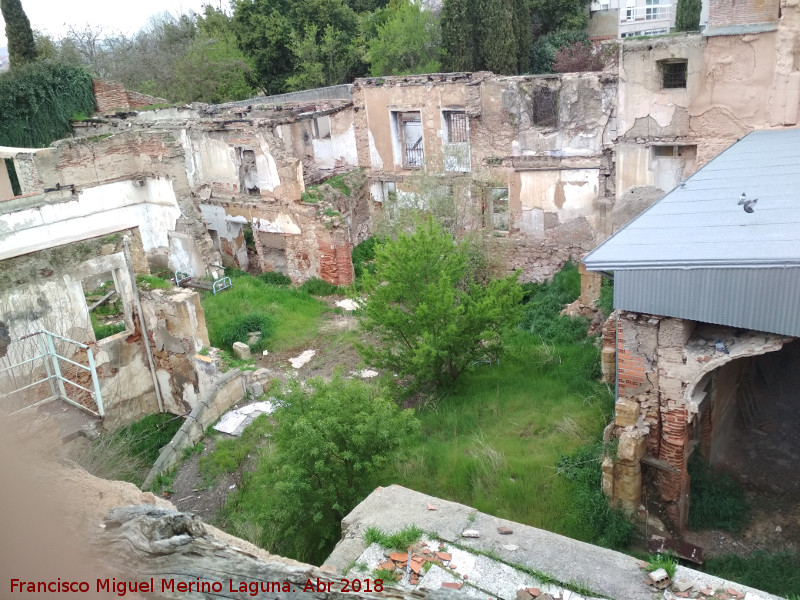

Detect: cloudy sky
[0, 0, 224, 48]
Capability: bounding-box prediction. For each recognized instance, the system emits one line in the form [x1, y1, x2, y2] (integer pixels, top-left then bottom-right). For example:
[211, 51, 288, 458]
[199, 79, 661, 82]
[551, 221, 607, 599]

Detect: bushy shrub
[520, 262, 590, 344]
[529, 30, 590, 74]
[300, 277, 339, 296]
[553, 41, 603, 73]
[260, 271, 292, 286]
[352, 236, 381, 279]
[216, 312, 273, 353]
[0, 62, 95, 147]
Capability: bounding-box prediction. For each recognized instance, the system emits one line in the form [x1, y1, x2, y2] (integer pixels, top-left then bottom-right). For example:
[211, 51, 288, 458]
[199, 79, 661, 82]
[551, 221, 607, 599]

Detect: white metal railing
[0, 330, 104, 417]
[622, 4, 672, 23]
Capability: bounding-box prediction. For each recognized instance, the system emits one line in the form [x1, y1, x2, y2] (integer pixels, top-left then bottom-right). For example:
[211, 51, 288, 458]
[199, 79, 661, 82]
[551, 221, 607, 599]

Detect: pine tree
[674, 0, 702, 31]
[1, 0, 37, 68]
[441, 0, 476, 72]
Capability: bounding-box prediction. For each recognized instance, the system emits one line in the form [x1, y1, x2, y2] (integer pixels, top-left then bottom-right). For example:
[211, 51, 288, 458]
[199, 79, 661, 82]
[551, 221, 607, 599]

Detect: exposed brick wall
[317, 232, 354, 286]
[93, 79, 167, 113]
[709, 0, 779, 28]
[616, 319, 652, 397]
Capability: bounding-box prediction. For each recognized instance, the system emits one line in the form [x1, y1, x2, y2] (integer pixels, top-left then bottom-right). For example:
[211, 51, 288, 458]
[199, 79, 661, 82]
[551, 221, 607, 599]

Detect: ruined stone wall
[93, 79, 167, 113]
[0, 231, 164, 426]
[602, 311, 791, 528]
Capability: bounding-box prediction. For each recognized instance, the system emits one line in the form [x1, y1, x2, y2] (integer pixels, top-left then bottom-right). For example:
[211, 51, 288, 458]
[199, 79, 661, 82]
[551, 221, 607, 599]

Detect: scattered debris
[461, 529, 480, 538]
[357, 369, 379, 378]
[648, 568, 671, 590]
[498, 526, 513, 535]
[672, 579, 693, 592]
[427, 503, 437, 511]
[213, 401, 275, 435]
[335, 299, 360, 311]
[232, 341, 251, 360]
[289, 349, 316, 369]
[503, 544, 519, 551]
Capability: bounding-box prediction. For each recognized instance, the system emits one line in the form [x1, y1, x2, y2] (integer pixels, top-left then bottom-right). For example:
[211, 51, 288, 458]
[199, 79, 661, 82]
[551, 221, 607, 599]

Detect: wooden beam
[641, 454, 681, 474]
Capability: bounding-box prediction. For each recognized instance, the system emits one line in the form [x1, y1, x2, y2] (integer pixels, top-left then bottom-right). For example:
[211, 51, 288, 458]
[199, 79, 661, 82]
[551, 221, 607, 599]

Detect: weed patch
[91, 313, 126, 340]
[73, 413, 183, 487]
[200, 415, 272, 486]
[260, 271, 292, 286]
[299, 277, 340, 296]
[687, 452, 749, 533]
[520, 262, 590, 344]
[364, 525, 424, 550]
[136, 274, 172, 290]
[202, 273, 327, 352]
[647, 553, 677, 579]
[703, 552, 800, 597]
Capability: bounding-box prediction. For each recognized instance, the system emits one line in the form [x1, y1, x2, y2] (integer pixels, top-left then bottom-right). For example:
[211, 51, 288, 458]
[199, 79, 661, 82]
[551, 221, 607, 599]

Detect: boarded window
[312, 115, 331, 139]
[661, 60, 687, 89]
[533, 87, 558, 127]
[4, 158, 21, 197]
[444, 111, 469, 143]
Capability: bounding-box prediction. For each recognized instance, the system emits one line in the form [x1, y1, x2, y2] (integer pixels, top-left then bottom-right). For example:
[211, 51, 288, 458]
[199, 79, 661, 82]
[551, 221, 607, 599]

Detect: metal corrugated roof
[703, 22, 778, 37]
[614, 268, 800, 336]
[584, 129, 800, 271]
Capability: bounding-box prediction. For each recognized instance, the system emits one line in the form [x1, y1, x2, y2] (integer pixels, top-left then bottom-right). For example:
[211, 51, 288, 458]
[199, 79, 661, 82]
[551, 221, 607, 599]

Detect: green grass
[200, 415, 271, 486]
[201, 273, 328, 352]
[299, 277, 340, 296]
[72, 413, 184, 487]
[688, 452, 749, 533]
[703, 552, 800, 597]
[91, 313, 126, 340]
[260, 271, 292, 286]
[374, 330, 615, 545]
[364, 525, 423, 550]
[136, 274, 172, 290]
[647, 553, 677, 579]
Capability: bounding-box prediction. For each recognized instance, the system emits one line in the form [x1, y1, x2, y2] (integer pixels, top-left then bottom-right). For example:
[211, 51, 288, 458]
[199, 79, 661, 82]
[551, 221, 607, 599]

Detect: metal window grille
[445, 112, 469, 143]
[662, 61, 687, 89]
[533, 88, 558, 127]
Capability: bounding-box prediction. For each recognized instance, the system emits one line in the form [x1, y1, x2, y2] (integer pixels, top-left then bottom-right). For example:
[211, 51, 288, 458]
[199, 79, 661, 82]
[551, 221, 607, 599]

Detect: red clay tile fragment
[727, 589, 738, 596]
[498, 526, 513, 535]
[427, 503, 438, 510]
[379, 561, 395, 571]
[410, 560, 424, 574]
[389, 552, 407, 562]
[442, 582, 463, 590]
[436, 552, 452, 561]
[526, 588, 541, 597]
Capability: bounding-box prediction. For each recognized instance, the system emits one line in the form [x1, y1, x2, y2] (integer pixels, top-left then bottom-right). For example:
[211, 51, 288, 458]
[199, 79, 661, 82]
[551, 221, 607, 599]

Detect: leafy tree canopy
[366, 0, 441, 76]
[675, 0, 702, 32]
[359, 217, 523, 390]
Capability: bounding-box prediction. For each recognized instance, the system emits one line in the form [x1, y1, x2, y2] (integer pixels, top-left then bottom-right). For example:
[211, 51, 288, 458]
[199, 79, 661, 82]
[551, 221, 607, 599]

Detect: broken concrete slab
[289, 349, 316, 369]
[213, 400, 275, 436]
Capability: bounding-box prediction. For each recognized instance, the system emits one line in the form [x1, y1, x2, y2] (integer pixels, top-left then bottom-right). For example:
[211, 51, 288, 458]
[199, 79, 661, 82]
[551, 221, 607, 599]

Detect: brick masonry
[603, 312, 790, 529]
[709, 0, 780, 28]
[93, 79, 167, 113]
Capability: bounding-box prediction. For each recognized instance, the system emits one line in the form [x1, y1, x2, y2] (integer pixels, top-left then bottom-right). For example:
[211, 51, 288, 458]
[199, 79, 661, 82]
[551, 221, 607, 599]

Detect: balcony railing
[622, 4, 671, 22]
[404, 146, 424, 168]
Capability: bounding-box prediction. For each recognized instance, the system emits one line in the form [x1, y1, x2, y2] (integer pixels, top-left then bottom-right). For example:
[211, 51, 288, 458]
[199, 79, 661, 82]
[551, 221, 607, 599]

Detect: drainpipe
[123, 236, 164, 413]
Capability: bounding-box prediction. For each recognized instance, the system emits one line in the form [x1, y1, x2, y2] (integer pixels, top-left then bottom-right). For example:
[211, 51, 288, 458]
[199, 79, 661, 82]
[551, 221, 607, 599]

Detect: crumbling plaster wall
[353, 72, 618, 281]
[618, 5, 800, 205]
[0, 232, 165, 426]
[602, 310, 790, 527]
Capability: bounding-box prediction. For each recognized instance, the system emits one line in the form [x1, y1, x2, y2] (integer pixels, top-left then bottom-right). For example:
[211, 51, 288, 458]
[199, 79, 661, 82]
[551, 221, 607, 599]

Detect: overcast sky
[0, 0, 225, 48]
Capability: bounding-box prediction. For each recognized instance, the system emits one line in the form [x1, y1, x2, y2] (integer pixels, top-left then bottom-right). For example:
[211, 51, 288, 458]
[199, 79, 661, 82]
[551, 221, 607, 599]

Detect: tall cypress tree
[441, 0, 476, 72]
[477, 0, 519, 75]
[1, 0, 37, 68]
[674, 0, 702, 31]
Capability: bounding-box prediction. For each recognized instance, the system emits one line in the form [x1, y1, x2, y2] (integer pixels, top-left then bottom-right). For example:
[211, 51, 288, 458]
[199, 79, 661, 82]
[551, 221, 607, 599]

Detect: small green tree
[365, 0, 441, 76]
[359, 217, 523, 389]
[1, 0, 37, 68]
[674, 0, 702, 32]
[251, 376, 418, 562]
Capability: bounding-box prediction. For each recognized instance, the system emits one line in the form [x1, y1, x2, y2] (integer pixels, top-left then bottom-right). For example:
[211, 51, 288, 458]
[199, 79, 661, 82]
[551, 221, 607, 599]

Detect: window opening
[444, 111, 469, 143]
[661, 60, 687, 89]
[82, 272, 126, 341]
[4, 158, 21, 196]
[532, 88, 558, 127]
[312, 115, 331, 140]
[486, 188, 509, 231]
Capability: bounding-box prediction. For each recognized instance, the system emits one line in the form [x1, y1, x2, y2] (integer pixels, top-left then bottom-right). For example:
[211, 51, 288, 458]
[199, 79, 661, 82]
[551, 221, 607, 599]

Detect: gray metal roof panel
[703, 22, 778, 37]
[584, 129, 800, 271]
